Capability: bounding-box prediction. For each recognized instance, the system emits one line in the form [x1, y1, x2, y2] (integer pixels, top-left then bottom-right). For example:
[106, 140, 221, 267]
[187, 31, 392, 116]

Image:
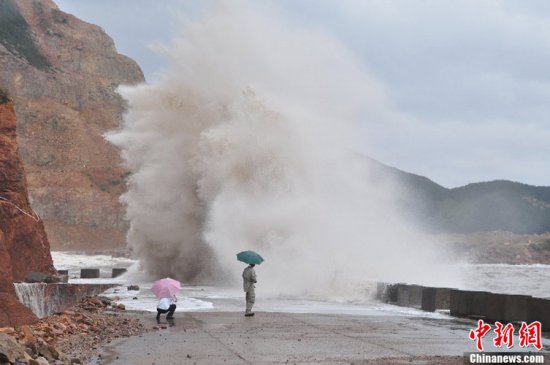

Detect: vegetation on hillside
[371, 157, 550, 234]
[433, 181, 550, 233]
[410, 179, 550, 234]
[0, 87, 10, 104]
[530, 239, 550, 252]
[0, 0, 51, 70]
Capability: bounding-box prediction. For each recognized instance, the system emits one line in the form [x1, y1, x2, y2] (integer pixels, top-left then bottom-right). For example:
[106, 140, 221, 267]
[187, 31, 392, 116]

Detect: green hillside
[369, 158, 550, 234]
[436, 181, 550, 233]
[0, 87, 10, 104]
[0, 0, 51, 70]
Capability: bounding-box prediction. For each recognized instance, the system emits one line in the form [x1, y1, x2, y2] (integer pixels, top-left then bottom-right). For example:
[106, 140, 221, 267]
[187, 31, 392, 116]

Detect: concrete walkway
[86, 311, 500, 364]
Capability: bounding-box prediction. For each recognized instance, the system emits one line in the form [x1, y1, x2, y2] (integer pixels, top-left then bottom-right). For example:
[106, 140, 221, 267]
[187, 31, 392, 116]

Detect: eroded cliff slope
[0, 0, 144, 250]
[0, 97, 55, 327]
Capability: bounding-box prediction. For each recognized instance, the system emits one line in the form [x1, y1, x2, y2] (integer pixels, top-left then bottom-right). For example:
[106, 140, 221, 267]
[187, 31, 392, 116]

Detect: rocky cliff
[0, 99, 55, 327]
[0, 0, 144, 250]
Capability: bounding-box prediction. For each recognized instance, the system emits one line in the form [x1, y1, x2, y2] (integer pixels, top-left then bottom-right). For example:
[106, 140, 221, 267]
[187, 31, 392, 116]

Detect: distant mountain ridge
[367, 157, 550, 234]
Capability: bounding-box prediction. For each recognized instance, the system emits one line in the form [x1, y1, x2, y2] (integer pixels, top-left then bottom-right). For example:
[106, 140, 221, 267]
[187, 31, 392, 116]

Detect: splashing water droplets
[107, 1, 459, 297]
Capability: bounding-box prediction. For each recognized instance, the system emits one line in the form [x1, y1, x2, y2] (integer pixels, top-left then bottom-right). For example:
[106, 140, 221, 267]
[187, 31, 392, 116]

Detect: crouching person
[157, 295, 177, 320]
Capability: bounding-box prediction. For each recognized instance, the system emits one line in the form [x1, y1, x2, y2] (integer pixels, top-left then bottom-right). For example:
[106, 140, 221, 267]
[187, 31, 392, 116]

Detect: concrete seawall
[15, 283, 114, 318]
[379, 283, 550, 331]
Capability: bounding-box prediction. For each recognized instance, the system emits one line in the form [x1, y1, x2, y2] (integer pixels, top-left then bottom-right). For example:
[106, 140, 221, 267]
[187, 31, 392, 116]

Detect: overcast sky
[55, 0, 550, 188]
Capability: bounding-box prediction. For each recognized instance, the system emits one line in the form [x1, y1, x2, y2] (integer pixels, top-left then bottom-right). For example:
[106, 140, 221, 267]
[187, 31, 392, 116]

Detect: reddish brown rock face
[0, 0, 144, 250]
[1, 101, 55, 327]
[0, 293, 37, 328]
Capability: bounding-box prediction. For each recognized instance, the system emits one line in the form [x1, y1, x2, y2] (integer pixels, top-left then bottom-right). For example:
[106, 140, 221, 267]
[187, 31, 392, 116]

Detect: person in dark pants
[157, 295, 177, 320]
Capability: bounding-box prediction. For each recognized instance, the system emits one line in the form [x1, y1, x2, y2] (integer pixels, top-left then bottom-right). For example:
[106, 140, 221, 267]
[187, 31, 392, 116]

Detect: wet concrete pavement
[87, 311, 548, 365]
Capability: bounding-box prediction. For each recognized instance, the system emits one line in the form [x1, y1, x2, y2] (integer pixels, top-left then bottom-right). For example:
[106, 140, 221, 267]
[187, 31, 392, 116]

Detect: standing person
[156, 294, 177, 320]
[242, 264, 257, 317]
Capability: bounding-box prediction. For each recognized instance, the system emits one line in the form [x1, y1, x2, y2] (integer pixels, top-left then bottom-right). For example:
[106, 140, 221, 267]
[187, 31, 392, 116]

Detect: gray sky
[55, 0, 550, 188]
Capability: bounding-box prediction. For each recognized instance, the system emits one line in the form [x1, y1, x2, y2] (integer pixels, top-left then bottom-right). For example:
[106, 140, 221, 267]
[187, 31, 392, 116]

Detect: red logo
[518, 321, 542, 351]
[469, 320, 542, 351]
[469, 320, 491, 351]
[493, 321, 514, 348]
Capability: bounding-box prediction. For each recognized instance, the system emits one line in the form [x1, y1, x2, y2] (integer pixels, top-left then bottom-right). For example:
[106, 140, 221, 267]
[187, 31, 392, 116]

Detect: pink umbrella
[151, 277, 182, 298]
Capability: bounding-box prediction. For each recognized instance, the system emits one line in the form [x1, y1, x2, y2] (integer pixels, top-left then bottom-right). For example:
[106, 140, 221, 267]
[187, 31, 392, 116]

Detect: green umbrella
[237, 250, 264, 265]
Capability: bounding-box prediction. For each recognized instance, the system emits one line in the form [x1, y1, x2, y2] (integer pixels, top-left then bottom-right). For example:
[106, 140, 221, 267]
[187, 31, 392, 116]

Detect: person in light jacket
[156, 295, 177, 320]
[242, 264, 257, 317]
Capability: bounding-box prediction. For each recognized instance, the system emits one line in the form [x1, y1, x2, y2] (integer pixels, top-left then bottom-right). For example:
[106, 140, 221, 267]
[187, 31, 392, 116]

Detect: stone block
[527, 297, 550, 331]
[450, 289, 465, 316]
[421, 287, 453, 312]
[450, 290, 490, 318]
[435, 288, 452, 309]
[478, 293, 532, 323]
[503, 294, 531, 323]
[395, 284, 410, 307]
[80, 268, 100, 279]
[396, 284, 423, 308]
[481, 293, 506, 322]
[25, 272, 49, 283]
[112, 268, 127, 278]
[409, 285, 424, 308]
[382, 284, 398, 304]
[469, 291, 491, 317]
[421, 287, 436, 312]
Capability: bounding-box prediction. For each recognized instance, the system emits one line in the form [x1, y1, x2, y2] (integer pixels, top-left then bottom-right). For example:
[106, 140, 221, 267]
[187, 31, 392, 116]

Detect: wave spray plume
[107, 1, 459, 298]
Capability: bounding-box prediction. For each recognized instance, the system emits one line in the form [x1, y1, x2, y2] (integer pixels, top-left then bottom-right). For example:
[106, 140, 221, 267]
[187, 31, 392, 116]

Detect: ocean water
[51, 252, 550, 316]
[462, 264, 550, 299]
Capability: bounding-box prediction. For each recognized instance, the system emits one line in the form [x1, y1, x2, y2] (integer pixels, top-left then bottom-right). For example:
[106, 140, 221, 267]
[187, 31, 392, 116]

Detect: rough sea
[51, 251, 550, 318]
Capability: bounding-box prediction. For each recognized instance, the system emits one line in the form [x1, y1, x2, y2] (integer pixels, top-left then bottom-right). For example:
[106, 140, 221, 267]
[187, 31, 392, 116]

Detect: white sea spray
[106, 1, 459, 298]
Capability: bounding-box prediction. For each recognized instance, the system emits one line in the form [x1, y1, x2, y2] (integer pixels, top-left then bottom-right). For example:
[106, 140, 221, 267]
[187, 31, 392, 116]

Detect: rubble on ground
[0, 296, 146, 365]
